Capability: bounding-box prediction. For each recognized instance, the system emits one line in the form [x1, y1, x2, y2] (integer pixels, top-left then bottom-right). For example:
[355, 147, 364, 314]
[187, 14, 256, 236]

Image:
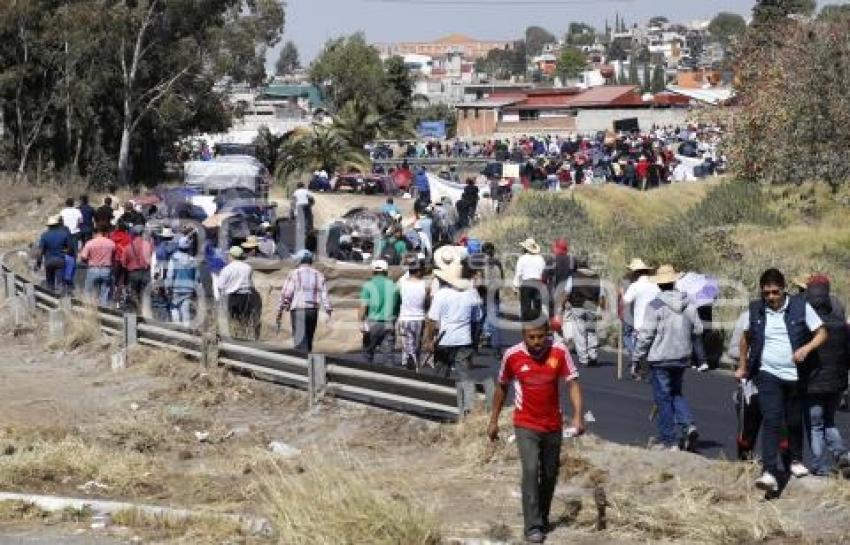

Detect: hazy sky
[268, 0, 837, 68]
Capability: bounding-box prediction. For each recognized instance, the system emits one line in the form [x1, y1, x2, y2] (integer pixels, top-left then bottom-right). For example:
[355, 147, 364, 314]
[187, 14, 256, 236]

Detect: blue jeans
[806, 393, 847, 475]
[170, 293, 194, 325]
[649, 366, 694, 446]
[754, 371, 804, 476]
[84, 267, 112, 307]
[483, 299, 502, 351]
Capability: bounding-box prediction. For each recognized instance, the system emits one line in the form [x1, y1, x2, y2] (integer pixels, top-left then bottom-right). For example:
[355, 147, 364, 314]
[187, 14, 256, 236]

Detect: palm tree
[275, 125, 370, 193]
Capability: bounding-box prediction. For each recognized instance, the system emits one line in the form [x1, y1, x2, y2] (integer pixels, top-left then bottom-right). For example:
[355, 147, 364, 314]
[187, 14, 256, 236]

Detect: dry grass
[0, 500, 50, 522]
[47, 305, 102, 352]
[432, 410, 516, 469]
[0, 436, 162, 497]
[258, 451, 441, 545]
[111, 507, 262, 545]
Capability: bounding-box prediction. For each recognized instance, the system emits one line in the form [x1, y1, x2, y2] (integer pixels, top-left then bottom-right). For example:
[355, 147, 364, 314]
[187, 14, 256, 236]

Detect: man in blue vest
[736, 268, 827, 494]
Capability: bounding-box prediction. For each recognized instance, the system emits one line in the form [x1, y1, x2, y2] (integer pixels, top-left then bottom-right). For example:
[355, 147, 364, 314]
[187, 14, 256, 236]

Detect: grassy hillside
[473, 180, 850, 336]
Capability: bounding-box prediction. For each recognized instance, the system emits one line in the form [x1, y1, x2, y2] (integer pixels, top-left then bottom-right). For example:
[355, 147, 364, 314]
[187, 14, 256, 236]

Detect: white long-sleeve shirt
[513, 254, 546, 288]
[216, 261, 254, 299]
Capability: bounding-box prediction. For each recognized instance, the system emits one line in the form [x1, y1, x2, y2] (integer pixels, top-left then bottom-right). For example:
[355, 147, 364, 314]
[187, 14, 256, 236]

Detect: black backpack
[380, 238, 401, 266]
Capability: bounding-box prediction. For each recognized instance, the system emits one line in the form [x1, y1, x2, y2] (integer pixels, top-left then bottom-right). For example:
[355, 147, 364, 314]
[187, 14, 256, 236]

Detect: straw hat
[242, 235, 260, 249]
[627, 258, 651, 272]
[519, 238, 541, 255]
[229, 246, 244, 259]
[372, 259, 389, 272]
[791, 273, 811, 290]
[432, 245, 471, 290]
[651, 264, 683, 284]
[46, 215, 61, 227]
[160, 227, 175, 239]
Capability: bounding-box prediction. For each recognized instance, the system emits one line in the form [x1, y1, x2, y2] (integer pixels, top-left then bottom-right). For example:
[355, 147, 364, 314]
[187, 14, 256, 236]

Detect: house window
[519, 110, 540, 122]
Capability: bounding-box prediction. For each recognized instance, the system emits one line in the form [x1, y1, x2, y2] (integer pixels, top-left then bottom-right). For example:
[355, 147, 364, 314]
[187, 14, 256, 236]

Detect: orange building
[377, 34, 513, 60]
[676, 69, 723, 89]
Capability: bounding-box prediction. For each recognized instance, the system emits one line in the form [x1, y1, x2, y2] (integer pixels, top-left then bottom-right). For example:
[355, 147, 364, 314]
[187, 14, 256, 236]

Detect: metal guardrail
[1, 251, 460, 421]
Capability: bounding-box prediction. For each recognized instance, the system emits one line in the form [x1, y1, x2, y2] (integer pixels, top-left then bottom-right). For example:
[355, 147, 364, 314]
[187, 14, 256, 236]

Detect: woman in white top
[514, 238, 547, 319]
[397, 256, 430, 371]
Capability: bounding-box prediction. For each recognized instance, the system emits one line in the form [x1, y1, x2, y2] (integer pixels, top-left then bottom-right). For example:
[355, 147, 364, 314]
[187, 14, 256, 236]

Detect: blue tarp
[418, 121, 447, 140]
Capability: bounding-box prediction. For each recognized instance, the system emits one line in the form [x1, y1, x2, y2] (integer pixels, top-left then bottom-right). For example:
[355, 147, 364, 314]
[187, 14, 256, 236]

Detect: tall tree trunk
[118, 112, 132, 185]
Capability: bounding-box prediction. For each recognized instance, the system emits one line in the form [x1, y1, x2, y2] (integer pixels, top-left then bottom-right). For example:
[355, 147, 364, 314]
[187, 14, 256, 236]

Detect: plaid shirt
[278, 265, 332, 313]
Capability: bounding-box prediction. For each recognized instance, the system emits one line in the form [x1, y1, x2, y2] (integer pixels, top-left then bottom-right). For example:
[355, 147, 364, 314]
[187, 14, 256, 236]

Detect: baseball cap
[372, 259, 389, 272]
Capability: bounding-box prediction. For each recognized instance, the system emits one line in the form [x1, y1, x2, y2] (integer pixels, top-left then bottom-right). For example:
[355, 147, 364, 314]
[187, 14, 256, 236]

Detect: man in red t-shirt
[488, 316, 584, 543]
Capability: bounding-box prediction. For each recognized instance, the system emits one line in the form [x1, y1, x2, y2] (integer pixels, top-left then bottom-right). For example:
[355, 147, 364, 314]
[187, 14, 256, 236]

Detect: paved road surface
[338, 333, 850, 461]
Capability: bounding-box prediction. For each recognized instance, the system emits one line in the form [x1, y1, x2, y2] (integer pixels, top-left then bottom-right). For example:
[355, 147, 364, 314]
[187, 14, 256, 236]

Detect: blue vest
[747, 295, 812, 377]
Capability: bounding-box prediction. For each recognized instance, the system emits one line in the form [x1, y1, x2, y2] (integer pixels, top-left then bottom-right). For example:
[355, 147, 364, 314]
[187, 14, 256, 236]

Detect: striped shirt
[278, 265, 333, 313]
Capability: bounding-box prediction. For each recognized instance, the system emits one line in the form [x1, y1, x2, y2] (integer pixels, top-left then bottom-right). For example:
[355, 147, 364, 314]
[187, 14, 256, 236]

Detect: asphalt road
[340, 329, 850, 462]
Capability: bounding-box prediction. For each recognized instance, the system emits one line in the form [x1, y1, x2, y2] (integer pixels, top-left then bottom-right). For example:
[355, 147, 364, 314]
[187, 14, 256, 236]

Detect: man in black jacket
[803, 275, 850, 477]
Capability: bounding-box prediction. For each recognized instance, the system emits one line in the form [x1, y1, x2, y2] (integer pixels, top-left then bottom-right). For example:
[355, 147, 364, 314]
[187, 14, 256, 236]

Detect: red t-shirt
[498, 341, 578, 433]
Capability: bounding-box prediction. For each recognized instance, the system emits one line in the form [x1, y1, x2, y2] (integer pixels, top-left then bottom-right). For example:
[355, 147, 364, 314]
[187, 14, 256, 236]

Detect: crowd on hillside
[378, 124, 725, 190]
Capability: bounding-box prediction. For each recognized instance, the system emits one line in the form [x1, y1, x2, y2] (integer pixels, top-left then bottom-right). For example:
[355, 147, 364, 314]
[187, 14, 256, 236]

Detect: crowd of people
[383, 125, 725, 190]
[27, 181, 850, 545]
[34, 192, 279, 337]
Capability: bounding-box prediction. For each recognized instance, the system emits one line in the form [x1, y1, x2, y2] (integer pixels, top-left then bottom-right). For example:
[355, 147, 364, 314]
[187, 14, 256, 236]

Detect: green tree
[753, 0, 817, 26]
[642, 64, 651, 92]
[606, 37, 629, 61]
[617, 63, 626, 85]
[650, 65, 666, 93]
[566, 22, 595, 47]
[556, 47, 587, 82]
[276, 125, 369, 184]
[525, 26, 555, 56]
[275, 41, 300, 76]
[309, 33, 386, 112]
[379, 55, 414, 136]
[708, 12, 748, 45]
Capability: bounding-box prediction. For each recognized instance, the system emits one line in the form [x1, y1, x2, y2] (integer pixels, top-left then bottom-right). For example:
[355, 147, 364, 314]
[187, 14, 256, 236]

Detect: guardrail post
[23, 282, 35, 312]
[307, 353, 327, 407]
[201, 333, 219, 369]
[48, 308, 66, 341]
[123, 313, 138, 348]
[3, 273, 15, 299]
[12, 296, 29, 326]
[457, 378, 496, 417]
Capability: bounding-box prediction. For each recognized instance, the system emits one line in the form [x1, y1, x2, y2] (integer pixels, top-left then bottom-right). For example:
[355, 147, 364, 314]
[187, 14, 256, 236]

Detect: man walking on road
[736, 268, 827, 493]
[514, 238, 546, 319]
[35, 215, 72, 293]
[276, 249, 333, 353]
[622, 258, 658, 379]
[424, 246, 482, 414]
[218, 246, 262, 340]
[359, 259, 400, 366]
[397, 255, 429, 371]
[564, 258, 605, 367]
[488, 314, 584, 544]
[632, 265, 702, 452]
[79, 226, 117, 307]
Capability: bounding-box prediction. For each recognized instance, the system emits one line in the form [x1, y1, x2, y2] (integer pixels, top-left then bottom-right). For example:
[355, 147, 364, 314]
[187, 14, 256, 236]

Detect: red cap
[809, 274, 830, 287]
[552, 239, 569, 256]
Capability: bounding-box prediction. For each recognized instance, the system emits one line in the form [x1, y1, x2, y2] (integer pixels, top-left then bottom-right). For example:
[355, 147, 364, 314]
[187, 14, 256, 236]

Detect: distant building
[455, 85, 689, 138]
[377, 33, 513, 61]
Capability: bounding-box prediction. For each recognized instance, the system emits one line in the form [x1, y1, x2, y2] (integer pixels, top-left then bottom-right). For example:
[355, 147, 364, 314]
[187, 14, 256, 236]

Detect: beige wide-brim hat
[627, 258, 651, 272]
[432, 245, 471, 290]
[791, 273, 811, 290]
[434, 267, 471, 290]
[46, 215, 61, 227]
[519, 238, 541, 255]
[241, 236, 260, 249]
[651, 264, 683, 284]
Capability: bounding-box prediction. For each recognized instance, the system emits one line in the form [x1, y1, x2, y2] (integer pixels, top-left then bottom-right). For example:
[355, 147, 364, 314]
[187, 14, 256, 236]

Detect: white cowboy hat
[160, 227, 175, 239]
[519, 238, 541, 255]
[372, 259, 389, 272]
[46, 215, 61, 227]
[434, 265, 471, 290]
[627, 258, 651, 272]
[651, 264, 683, 284]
